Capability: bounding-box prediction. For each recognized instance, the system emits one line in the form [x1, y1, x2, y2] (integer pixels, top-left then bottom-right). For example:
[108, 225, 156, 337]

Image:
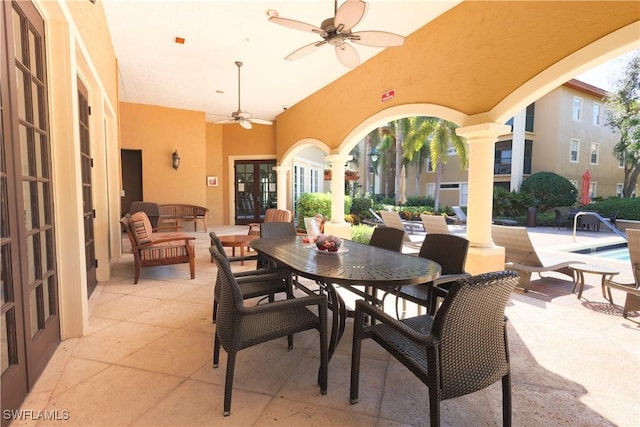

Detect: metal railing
[572, 211, 627, 241]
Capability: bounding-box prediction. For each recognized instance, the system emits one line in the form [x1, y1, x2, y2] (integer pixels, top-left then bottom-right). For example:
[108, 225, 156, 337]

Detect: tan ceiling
[103, 0, 640, 129]
[102, 0, 462, 123]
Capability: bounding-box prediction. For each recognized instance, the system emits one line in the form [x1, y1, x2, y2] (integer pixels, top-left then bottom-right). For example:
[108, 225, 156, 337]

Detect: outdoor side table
[217, 234, 258, 265]
[569, 263, 619, 300]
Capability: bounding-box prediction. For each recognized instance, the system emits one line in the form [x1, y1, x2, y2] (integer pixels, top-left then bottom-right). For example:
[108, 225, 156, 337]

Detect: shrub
[406, 196, 435, 207]
[350, 224, 375, 243]
[296, 192, 352, 229]
[583, 197, 640, 221]
[493, 187, 535, 217]
[350, 196, 373, 218]
[520, 171, 578, 212]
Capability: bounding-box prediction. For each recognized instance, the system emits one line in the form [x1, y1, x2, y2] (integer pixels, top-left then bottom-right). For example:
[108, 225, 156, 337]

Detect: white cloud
[577, 50, 639, 92]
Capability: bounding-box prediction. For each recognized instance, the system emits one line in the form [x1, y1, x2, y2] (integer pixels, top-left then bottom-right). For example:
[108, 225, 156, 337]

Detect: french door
[1, 0, 60, 418]
[78, 78, 97, 296]
[234, 160, 276, 224]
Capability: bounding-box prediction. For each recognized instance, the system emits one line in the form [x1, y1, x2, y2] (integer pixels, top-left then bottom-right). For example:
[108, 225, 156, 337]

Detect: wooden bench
[159, 204, 209, 232]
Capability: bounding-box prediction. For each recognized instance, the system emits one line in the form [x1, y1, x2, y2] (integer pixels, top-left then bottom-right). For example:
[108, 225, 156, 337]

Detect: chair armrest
[152, 225, 183, 232]
[355, 300, 435, 345]
[433, 273, 471, 287]
[235, 269, 291, 283]
[134, 236, 195, 250]
[244, 293, 327, 315]
[227, 254, 259, 263]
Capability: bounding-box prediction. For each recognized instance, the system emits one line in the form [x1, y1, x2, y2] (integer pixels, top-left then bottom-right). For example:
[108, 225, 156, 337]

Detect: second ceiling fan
[215, 61, 272, 130]
[268, 0, 405, 69]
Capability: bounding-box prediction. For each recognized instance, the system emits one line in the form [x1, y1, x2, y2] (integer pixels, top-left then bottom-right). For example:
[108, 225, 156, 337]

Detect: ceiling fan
[268, 0, 405, 69]
[214, 61, 273, 130]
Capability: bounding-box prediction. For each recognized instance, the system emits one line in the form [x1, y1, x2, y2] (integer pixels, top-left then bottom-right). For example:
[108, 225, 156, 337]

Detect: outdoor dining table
[250, 236, 441, 360]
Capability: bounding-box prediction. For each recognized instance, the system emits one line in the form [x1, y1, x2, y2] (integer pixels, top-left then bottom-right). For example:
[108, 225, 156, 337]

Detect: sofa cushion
[131, 212, 153, 245]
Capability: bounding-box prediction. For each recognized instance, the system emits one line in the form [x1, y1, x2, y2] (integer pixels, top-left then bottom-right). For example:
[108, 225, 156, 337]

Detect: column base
[323, 222, 352, 240]
[465, 245, 506, 275]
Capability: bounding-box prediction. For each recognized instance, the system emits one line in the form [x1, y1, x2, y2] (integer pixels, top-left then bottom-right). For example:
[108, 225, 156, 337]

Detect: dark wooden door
[78, 78, 97, 296]
[234, 160, 276, 224]
[1, 1, 60, 420]
[120, 149, 143, 216]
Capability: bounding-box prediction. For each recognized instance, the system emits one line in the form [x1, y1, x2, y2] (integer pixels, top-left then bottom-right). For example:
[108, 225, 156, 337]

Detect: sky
[576, 49, 639, 92]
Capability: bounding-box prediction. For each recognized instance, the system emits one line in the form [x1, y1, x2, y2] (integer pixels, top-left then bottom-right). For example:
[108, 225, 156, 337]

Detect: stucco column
[510, 109, 526, 191]
[273, 166, 290, 211]
[456, 122, 510, 274]
[323, 154, 352, 239]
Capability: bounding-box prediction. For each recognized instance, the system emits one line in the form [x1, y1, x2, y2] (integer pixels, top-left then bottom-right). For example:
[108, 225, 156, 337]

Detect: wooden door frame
[227, 155, 276, 225]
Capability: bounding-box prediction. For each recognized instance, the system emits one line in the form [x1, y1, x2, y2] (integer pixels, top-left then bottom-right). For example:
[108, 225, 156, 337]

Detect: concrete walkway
[12, 225, 639, 426]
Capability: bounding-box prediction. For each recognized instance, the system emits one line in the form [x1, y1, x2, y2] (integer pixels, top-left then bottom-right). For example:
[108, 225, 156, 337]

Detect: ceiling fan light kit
[214, 61, 273, 130]
[268, 0, 405, 69]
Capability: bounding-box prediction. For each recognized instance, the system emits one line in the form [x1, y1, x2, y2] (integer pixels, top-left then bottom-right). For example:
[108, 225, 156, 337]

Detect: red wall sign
[381, 89, 395, 102]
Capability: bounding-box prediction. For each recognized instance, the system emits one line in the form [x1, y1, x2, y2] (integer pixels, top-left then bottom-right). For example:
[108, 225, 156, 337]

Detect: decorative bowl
[315, 234, 342, 252]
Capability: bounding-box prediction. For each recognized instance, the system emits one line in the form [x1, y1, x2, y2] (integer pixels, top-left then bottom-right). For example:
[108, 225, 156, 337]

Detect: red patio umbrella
[581, 169, 591, 205]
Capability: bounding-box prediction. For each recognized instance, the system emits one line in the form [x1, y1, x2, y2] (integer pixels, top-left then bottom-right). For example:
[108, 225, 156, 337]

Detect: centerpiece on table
[315, 234, 342, 252]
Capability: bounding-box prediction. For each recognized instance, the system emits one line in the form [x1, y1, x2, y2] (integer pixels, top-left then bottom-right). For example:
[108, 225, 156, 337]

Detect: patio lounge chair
[492, 224, 583, 292]
[450, 206, 467, 226]
[419, 214, 450, 234]
[605, 229, 640, 318]
[380, 210, 425, 235]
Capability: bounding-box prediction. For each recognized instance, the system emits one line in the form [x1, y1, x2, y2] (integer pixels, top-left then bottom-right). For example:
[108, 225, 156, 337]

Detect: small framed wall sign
[207, 176, 218, 187]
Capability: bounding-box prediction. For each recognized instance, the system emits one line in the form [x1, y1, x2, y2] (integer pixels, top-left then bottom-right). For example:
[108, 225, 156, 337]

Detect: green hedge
[583, 197, 640, 221]
[296, 193, 352, 229]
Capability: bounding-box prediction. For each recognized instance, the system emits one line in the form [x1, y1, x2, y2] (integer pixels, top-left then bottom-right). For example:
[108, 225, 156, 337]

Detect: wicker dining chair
[256, 221, 299, 269]
[368, 226, 406, 252]
[210, 246, 328, 416]
[247, 208, 293, 236]
[350, 270, 519, 427]
[392, 234, 470, 317]
[365, 227, 406, 313]
[210, 232, 291, 323]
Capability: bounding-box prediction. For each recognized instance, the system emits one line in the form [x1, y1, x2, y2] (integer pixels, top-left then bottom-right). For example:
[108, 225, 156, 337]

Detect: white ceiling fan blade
[335, 0, 366, 33]
[249, 118, 273, 126]
[269, 16, 326, 37]
[335, 42, 360, 68]
[239, 119, 252, 130]
[350, 30, 405, 47]
[285, 41, 327, 61]
[214, 118, 235, 124]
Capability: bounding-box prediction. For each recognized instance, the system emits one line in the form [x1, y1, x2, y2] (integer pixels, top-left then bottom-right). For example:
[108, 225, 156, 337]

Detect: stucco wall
[119, 102, 207, 207]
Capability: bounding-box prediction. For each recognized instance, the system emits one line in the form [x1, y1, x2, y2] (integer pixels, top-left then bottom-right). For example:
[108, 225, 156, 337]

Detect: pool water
[586, 247, 630, 261]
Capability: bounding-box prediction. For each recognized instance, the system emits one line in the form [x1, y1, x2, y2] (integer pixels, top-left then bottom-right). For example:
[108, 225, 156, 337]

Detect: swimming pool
[572, 244, 630, 261]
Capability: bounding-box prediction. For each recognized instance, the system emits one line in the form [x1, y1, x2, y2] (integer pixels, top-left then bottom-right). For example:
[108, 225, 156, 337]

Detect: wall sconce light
[172, 150, 181, 170]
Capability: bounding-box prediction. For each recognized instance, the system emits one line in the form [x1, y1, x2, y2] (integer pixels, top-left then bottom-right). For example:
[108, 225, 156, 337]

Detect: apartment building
[385, 79, 632, 208]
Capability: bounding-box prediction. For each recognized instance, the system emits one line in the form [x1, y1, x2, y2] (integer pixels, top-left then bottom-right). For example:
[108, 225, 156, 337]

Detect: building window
[593, 103, 602, 126]
[426, 183, 435, 198]
[426, 157, 434, 173]
[572, 96, 582, 121]
[459, 183, 468, 206]
[494, 141, 512, 174]
[617, 183, 624, 198]
[589, 182, 597, 199]
[570, 139, 580, 163]
[590, 142, 599, 165]
[525, 103, 535, 132]
[618, 157, 625, 168]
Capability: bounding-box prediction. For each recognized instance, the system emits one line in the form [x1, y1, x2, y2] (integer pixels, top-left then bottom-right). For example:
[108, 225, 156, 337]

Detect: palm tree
[428, 119, 468, 210]
[403, 116, 436, 195]
[378, 125, 396, 197]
